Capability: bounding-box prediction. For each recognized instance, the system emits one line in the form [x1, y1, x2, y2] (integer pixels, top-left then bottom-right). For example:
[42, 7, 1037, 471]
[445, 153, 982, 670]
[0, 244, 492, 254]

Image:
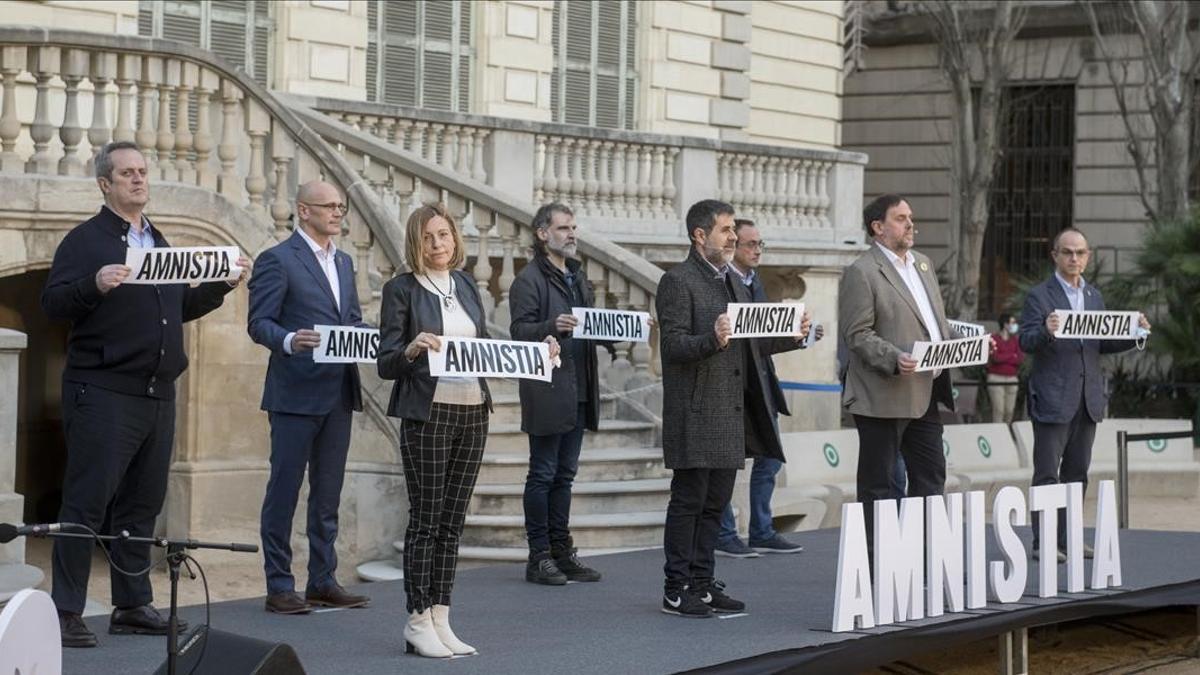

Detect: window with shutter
[367, 0, 474, 112]
[137, 1, 272, 87]
[552, 0, 637, 129]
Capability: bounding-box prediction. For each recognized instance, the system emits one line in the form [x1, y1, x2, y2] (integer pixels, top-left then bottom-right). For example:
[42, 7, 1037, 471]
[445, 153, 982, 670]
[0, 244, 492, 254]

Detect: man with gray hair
[510, 202, 604, 585]
[41, 141, 250, 647]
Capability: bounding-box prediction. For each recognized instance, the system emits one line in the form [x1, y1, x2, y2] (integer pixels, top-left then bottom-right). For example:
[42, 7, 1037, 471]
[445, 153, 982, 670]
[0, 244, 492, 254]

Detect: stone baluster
[541, 136, 559, 203]
[533, 136, 547, 203]
[217, 80, 244, 202]
[245, 100, 270, 216]
[663, 148, 679, 219]
[626, 285, 653, 381]
[730, 154, 745, 211]
[636, 145, 652, 218]
[586, 258, 608, 309]
[411, 122, 429, 160]
[343, 113, 361, 131]
[780, 158, 798, 226]
[597, 141, 613, 216]
[56, 49, 88, 176]
[361, 115, 378, 138]
[113, 54, 138, 144]
[799, 159, 816, 227]
[610, 143, 627, 218]
[816, 161, 832, 228]
[85, 51, 116, 175]
[427, 124, 444, 164]
[472, 207, 496, 316]
[25, 46, 60, 175]
[471, 129, 488, 182]
[0, 47, 26, 174]
[583, 139, 599, 215]
[649, 147, 665, 218]
[752, 156, 769, 223]
[156, 59, 179, 181]
[568, 138, 585, 207]
[492, 215, 517, 330]
[270, 120, 294, 238]
[456, 127, 472, 175]
[762, 157, 781, 227]
[174, 62, 197, 183]
[775, 158, 792, 227]
[606, 275, 634, 391]
[136, 56, 161, 172]
[193, 69, 218, 191]
[393, 119, 411, 151]
[376, 116, 395, 147]
[623, 144, 639, 218]
[441, 125, 457, 170]
[716, 153, 730, 203]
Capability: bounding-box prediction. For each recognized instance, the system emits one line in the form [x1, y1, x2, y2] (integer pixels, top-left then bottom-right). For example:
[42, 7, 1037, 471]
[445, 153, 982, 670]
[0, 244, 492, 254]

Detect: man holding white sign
[40, 141, 248, 647]
[248, 180, 371, 615]
[509, 203, 609, 586]
[657, 201, 810, 618]
[1018, 227, 1150, 562]
[839, 194, 959, 564]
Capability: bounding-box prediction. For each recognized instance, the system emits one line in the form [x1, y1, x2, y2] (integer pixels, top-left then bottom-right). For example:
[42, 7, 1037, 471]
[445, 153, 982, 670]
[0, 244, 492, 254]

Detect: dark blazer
[743, 271, 791, 417]
[376, 270, 494, 421]
[1018, 275, 1135, 424]
[656, 248, 801, 470]
[41, 205, 231, 400]
[509, 254, 602, 435]
[247, 231, 365, 415]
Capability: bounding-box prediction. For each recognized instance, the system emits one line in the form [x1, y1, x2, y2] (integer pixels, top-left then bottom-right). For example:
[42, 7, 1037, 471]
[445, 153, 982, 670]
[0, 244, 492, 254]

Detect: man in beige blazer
[839, 193, 957, 555]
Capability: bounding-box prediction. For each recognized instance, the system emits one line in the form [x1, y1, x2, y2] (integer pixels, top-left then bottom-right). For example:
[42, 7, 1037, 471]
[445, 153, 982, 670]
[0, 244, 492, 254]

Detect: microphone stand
[21, 528, 257, 675]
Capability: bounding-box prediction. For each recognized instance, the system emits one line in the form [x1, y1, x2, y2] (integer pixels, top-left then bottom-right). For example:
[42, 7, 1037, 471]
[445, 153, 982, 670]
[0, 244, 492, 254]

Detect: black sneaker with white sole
[694, 581, 745, 614]
[661, 587, 713, 618]
[749, 533, 805, 554]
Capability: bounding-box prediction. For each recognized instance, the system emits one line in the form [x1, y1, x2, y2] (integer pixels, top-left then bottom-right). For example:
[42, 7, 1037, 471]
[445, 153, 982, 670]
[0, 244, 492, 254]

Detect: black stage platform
[61, 528, 1200, 674]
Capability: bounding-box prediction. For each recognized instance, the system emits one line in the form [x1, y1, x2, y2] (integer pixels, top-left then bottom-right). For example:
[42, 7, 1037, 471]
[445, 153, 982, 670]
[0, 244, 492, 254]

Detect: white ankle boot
[404, 609, 452, 658]
[431, 604, 477, 656]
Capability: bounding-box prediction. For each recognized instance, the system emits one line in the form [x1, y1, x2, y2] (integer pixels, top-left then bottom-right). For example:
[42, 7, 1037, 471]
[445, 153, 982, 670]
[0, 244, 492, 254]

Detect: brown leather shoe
[265, 591, 313, 615]
[305, 583, 370, 609]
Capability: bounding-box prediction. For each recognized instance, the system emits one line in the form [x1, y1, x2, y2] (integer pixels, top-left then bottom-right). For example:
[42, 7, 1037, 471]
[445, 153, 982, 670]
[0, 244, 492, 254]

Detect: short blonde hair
[404, 203, 466, 275]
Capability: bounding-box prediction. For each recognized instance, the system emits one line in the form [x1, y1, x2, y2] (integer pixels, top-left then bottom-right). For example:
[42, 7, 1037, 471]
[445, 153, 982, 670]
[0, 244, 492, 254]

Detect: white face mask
[1007, 323, 1019, 335]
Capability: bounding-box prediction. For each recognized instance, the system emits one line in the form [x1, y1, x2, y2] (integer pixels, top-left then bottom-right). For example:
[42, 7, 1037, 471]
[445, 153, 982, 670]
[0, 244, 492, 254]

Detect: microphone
[0, 522, 63, 543]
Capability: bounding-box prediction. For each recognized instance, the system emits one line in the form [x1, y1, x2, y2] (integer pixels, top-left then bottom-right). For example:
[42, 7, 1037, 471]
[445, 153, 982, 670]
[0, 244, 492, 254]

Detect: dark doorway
[981, 85, 1076, 318]
[0, 269, 69, 522]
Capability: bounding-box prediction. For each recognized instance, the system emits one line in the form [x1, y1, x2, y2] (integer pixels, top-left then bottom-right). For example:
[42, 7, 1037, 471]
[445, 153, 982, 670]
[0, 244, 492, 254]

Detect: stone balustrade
[299, 96, 867, 260]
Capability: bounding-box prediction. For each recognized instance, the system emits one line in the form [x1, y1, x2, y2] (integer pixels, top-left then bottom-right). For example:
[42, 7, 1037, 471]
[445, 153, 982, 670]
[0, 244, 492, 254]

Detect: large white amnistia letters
[1091, 480, 1123, 589]
[874, 497, 925, 624]
[926, 493, 964, 616]
[1065, 482, 1085, 592]
[964, 490, 988, 609]
[1029, 484, 1069, 597]
[989, 486, 1028, 603]
[832, 502, 875, 631]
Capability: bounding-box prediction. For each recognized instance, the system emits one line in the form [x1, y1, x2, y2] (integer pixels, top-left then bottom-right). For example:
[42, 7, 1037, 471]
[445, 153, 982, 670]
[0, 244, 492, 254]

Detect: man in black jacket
[41, 141, 249, 647]
[510, 203, 605, 585]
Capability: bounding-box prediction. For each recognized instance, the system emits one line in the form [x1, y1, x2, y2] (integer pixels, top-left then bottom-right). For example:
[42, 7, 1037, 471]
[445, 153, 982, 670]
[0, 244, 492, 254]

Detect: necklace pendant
[443, 295, 457, 311]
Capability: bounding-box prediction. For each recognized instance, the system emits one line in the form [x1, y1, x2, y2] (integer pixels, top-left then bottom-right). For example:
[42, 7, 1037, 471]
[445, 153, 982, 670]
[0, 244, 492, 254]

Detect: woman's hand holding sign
[405, 332, 443, 362]
[544, 335, 561, 361]
[95, 264, 131, 294]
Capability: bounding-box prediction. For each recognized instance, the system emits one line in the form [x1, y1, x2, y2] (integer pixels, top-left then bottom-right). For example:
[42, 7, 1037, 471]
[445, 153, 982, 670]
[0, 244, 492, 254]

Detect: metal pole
[1117, 430, 1129, 529]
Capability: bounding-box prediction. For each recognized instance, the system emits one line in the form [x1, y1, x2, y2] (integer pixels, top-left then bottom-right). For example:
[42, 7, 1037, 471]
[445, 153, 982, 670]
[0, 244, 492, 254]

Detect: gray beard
[547, 242, 576, 259]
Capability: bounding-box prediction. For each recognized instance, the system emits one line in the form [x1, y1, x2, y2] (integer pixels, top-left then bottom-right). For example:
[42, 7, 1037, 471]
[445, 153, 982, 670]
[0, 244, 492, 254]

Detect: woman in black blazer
[378, 203, 556, 658]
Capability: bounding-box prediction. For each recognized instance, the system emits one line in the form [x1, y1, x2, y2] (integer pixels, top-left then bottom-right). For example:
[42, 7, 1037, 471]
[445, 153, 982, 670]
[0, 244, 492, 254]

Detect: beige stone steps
[475, 447, 668, 484]
[460, 510, 665, 549]
[470, 477, 672, 515]
[483, 420, 656, 453]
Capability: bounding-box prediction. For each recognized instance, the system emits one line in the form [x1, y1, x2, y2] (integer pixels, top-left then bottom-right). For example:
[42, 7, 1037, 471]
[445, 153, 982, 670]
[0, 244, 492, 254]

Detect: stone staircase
[358, 379, 668, 579]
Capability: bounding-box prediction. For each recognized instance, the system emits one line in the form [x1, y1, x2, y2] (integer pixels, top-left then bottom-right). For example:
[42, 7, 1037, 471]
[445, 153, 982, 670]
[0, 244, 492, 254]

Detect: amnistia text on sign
[832, 481, 1122, 632]
[948, 319, 986, 338]
[728, 302, 805, 339]
[571, 307, 650, 342]
[123, 246, 241, 285]
[428, 337, 553, 382]
[1053, 310, 1141, 340]
[911, 335, 990, 372]
[313, 325, 379, 364]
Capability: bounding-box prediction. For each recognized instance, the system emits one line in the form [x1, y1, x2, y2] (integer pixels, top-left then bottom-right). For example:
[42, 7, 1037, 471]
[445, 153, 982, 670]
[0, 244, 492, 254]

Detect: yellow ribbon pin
[919, 262, 929, 272]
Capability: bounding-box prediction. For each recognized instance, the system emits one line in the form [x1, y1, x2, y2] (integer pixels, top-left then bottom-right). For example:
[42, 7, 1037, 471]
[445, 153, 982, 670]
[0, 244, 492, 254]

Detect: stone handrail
[0, 27, 403, 308]
[289, 102, 664, 385]
[298, 95, 868, 252]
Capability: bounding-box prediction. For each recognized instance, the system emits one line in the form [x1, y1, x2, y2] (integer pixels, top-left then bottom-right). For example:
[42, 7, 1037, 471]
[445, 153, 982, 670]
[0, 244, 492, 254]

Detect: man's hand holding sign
[714, 302, 811, 348]
[99, 249, 251, 293]
[1046, 310, 1151, 341]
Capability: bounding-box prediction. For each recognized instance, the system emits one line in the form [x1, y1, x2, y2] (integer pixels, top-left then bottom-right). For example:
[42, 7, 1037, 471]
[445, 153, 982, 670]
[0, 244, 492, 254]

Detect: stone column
[0, 329, 41, 602]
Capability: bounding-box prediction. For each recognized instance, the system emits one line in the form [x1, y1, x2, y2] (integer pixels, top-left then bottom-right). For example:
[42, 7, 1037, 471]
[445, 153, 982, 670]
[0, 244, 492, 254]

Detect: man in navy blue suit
[248, 180, 371, 614]
[1019, 227, 1150, 562]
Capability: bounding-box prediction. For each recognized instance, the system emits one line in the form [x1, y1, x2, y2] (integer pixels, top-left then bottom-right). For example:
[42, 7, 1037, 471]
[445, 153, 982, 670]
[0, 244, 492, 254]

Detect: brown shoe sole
[305, 597, 369, 609]
[265, 602, 313, 615]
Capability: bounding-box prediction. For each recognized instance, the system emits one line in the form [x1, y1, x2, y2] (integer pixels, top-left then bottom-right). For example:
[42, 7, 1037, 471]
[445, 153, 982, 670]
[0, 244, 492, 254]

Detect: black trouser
[853, 395, 946, 557]
[662, 467, 738, 592]
[523, 403, 587, 553]
[1030, 404, 1096, 551]
[52, 381, 175, 614]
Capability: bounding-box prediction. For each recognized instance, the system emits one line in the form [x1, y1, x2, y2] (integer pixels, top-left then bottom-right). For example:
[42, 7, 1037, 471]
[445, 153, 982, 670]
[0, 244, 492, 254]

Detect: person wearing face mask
[378, 203, 561, 658]
[509, 202, 605, 586]
[986, 312, 1024, 424]
[657, 199, 810, 618]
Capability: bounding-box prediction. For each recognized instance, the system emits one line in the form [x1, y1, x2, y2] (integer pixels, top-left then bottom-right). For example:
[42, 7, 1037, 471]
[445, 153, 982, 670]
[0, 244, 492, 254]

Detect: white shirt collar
[697, 250, 728, 278]
[729, 262, 755, 285]
[876, 241, 914, 267]
[1055, 271, 1086, 292]
[296, 225, 336, 258]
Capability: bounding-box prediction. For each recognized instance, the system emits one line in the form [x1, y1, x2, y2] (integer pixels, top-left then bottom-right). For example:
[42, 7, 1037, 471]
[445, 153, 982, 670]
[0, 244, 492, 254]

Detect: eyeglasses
[299, 201, 349, 215]
[737, 241, 766, 251]
[1055, 247, 1090, 258]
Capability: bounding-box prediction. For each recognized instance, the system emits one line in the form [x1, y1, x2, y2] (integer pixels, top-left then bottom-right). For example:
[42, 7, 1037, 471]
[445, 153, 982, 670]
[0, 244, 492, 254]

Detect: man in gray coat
[656, 199, 809, 618]
[1018, 227, 1149, 561]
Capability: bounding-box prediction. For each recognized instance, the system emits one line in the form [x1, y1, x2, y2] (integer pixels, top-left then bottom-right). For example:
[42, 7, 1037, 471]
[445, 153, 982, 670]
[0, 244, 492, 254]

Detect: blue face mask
[1007, 323, 1019, 335]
